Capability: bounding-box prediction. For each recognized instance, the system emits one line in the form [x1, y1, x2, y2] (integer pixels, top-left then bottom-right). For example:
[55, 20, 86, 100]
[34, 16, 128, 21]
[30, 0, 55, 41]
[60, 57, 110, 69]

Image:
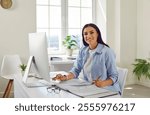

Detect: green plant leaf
[132, 58, 150, 80]
[63, 35, 78, 49]
[135, 59, 147, 63]
[19, 64, 27, 71]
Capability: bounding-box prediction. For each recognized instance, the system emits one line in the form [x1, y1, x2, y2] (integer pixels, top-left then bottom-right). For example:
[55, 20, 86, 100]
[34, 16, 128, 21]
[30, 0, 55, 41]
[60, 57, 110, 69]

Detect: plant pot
[21, 71, 25, 77]
[66, 49, 73, 56]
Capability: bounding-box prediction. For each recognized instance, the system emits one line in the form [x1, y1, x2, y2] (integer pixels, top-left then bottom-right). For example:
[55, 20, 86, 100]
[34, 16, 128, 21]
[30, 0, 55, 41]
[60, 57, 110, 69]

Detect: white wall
[95, 0, 106, 42]
[137, 0, 150, 86]
[107, 0, 150, 87]
[0, 0, 36, 96]
[120, 0, 137, 85]
[107, 0, 137, 85]
[137, 0, 150, 59]
[106, 0, 121, 62]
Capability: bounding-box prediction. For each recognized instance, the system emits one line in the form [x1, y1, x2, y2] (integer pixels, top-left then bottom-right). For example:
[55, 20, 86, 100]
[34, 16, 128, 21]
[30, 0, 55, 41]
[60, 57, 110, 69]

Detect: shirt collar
[95, 43, 105, 54]
[84, 43, 105, 55]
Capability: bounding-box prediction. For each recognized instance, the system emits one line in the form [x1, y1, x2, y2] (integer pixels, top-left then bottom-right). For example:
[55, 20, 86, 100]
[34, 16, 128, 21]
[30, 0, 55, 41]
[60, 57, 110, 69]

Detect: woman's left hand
[93, 79, 105, 87]
[93, 78, 113, 87]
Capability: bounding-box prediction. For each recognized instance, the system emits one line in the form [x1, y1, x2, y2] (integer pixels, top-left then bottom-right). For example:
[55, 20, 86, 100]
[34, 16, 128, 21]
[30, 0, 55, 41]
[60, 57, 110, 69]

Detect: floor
[123, 84, 150, 98]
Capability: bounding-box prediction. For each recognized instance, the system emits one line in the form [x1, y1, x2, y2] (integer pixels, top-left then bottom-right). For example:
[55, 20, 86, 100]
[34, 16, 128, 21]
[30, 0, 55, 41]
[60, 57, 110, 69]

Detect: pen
[96, 76, 101, 81]
[92, 76, 101, 84]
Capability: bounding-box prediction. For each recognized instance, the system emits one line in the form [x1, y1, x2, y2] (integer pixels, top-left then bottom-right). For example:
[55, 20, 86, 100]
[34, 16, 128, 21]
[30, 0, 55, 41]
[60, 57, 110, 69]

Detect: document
[57, 79, 118, 97]
[59, 78, 92, 86]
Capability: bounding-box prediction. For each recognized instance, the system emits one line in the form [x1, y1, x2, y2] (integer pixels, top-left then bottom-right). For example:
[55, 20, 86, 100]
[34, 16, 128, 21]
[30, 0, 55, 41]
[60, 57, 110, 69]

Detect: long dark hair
[82, 23, 109, 47]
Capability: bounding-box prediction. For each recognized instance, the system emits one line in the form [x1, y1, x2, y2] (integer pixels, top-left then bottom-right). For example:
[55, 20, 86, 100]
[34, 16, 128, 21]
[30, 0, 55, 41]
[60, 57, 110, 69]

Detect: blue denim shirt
[70, 43, 121, 93]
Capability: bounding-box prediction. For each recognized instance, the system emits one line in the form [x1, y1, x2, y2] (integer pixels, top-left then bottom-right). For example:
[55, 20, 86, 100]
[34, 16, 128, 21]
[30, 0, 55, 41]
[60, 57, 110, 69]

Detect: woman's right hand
[52, 74, 67, 81]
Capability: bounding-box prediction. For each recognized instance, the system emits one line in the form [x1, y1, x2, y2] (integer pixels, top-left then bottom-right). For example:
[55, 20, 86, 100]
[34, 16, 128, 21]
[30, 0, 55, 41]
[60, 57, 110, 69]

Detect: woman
[54, 23, 121, 93]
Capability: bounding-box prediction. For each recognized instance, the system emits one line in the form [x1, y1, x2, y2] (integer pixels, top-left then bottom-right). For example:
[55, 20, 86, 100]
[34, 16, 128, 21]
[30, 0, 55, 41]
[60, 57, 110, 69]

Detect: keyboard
[24, 80, 52, 88]
[24, 71, 67, 88]
[24, 79, 61, 88]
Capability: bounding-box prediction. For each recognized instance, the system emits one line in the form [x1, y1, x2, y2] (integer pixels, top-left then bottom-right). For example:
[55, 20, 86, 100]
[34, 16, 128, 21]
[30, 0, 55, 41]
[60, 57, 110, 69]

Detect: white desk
[14, 74, 77, 98]
[14, 74, 120, 98]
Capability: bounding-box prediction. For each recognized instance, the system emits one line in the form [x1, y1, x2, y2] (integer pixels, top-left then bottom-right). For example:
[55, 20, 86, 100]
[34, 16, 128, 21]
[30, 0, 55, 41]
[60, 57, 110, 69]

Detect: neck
[89, 43, 98, 50]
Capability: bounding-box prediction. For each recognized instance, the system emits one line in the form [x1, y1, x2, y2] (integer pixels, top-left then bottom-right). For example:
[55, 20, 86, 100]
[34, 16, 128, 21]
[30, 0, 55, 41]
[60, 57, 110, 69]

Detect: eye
[90, 31, 94, 34]
[84, 32, 88, 35]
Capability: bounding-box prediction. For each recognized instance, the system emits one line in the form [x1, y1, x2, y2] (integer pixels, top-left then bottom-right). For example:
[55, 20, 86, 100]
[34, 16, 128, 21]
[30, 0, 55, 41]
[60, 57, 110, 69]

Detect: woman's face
[83, 26, 98, 49]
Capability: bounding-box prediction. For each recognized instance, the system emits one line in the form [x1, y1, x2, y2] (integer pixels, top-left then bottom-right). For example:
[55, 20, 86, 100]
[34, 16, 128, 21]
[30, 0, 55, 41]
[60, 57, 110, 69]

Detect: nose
[86, 33, 91, 39]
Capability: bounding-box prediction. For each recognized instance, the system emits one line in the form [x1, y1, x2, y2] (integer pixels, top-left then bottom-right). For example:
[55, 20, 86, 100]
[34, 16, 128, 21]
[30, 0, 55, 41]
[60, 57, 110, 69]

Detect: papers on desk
[60, 79, 92, 86]
[57, 79, 118, 98]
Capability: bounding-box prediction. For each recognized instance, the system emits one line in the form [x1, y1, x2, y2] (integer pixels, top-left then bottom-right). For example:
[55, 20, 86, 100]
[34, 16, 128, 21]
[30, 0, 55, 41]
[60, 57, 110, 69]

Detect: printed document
[59, 78, 92, 86]
[57, 79, 118, 97]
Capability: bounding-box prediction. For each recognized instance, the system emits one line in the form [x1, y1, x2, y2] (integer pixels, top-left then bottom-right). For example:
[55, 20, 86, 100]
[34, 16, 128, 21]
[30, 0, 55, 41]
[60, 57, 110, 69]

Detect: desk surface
[14, 74, 120, 98]
[14, 74, 78, 98]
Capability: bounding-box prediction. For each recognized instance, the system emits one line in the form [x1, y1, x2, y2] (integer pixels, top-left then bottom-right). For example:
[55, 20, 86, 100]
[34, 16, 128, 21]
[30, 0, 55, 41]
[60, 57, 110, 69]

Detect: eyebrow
[84, 30, 94, 33]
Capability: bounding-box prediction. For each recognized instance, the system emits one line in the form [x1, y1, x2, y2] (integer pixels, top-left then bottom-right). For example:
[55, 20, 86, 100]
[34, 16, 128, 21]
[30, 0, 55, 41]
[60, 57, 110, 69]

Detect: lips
[86, 39, 92, 41]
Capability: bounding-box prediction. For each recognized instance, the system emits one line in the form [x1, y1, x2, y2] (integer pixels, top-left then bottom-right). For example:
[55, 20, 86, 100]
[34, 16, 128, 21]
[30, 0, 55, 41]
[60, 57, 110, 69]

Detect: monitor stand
[22, 56, 55, 87]
[22, 56, 34, 84]
[22, 56, 43, 81]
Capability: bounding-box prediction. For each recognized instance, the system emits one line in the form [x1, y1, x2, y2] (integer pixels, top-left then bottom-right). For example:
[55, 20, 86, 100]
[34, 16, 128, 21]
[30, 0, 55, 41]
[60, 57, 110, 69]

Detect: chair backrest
[0, 55, 22, 77]
[117, 67, 128, 96]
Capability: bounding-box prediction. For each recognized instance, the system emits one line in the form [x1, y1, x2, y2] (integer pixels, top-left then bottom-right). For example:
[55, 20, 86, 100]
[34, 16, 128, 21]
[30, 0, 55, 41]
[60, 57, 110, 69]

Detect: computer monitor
[22, 32, 50, 84]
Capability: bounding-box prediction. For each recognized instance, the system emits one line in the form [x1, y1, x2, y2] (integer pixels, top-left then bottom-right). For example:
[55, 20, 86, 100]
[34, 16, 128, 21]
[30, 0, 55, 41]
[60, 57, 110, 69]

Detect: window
[36, 0, 94, 54]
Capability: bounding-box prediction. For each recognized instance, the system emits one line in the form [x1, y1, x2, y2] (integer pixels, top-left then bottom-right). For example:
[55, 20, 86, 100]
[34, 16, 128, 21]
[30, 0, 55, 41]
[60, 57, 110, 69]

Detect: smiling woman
[1, 0, 13, 9]
[53, 23, 121, 94]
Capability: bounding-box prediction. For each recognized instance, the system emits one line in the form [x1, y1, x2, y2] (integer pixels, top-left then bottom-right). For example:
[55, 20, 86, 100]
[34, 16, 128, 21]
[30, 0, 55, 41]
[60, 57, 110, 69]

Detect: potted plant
[132, 58, 150, 80]
[19, 64, 27, 76]
[63, 35, 78, 56]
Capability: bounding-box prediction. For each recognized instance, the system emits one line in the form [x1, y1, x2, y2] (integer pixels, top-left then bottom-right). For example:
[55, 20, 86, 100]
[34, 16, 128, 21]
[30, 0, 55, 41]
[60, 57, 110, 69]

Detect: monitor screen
[22, 32, 50, 84]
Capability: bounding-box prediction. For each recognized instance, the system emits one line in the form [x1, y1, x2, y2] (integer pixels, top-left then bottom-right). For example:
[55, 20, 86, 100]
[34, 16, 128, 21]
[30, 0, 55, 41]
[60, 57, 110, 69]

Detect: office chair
[117, 67, 128, 97]
[0, 55, 22, 98]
